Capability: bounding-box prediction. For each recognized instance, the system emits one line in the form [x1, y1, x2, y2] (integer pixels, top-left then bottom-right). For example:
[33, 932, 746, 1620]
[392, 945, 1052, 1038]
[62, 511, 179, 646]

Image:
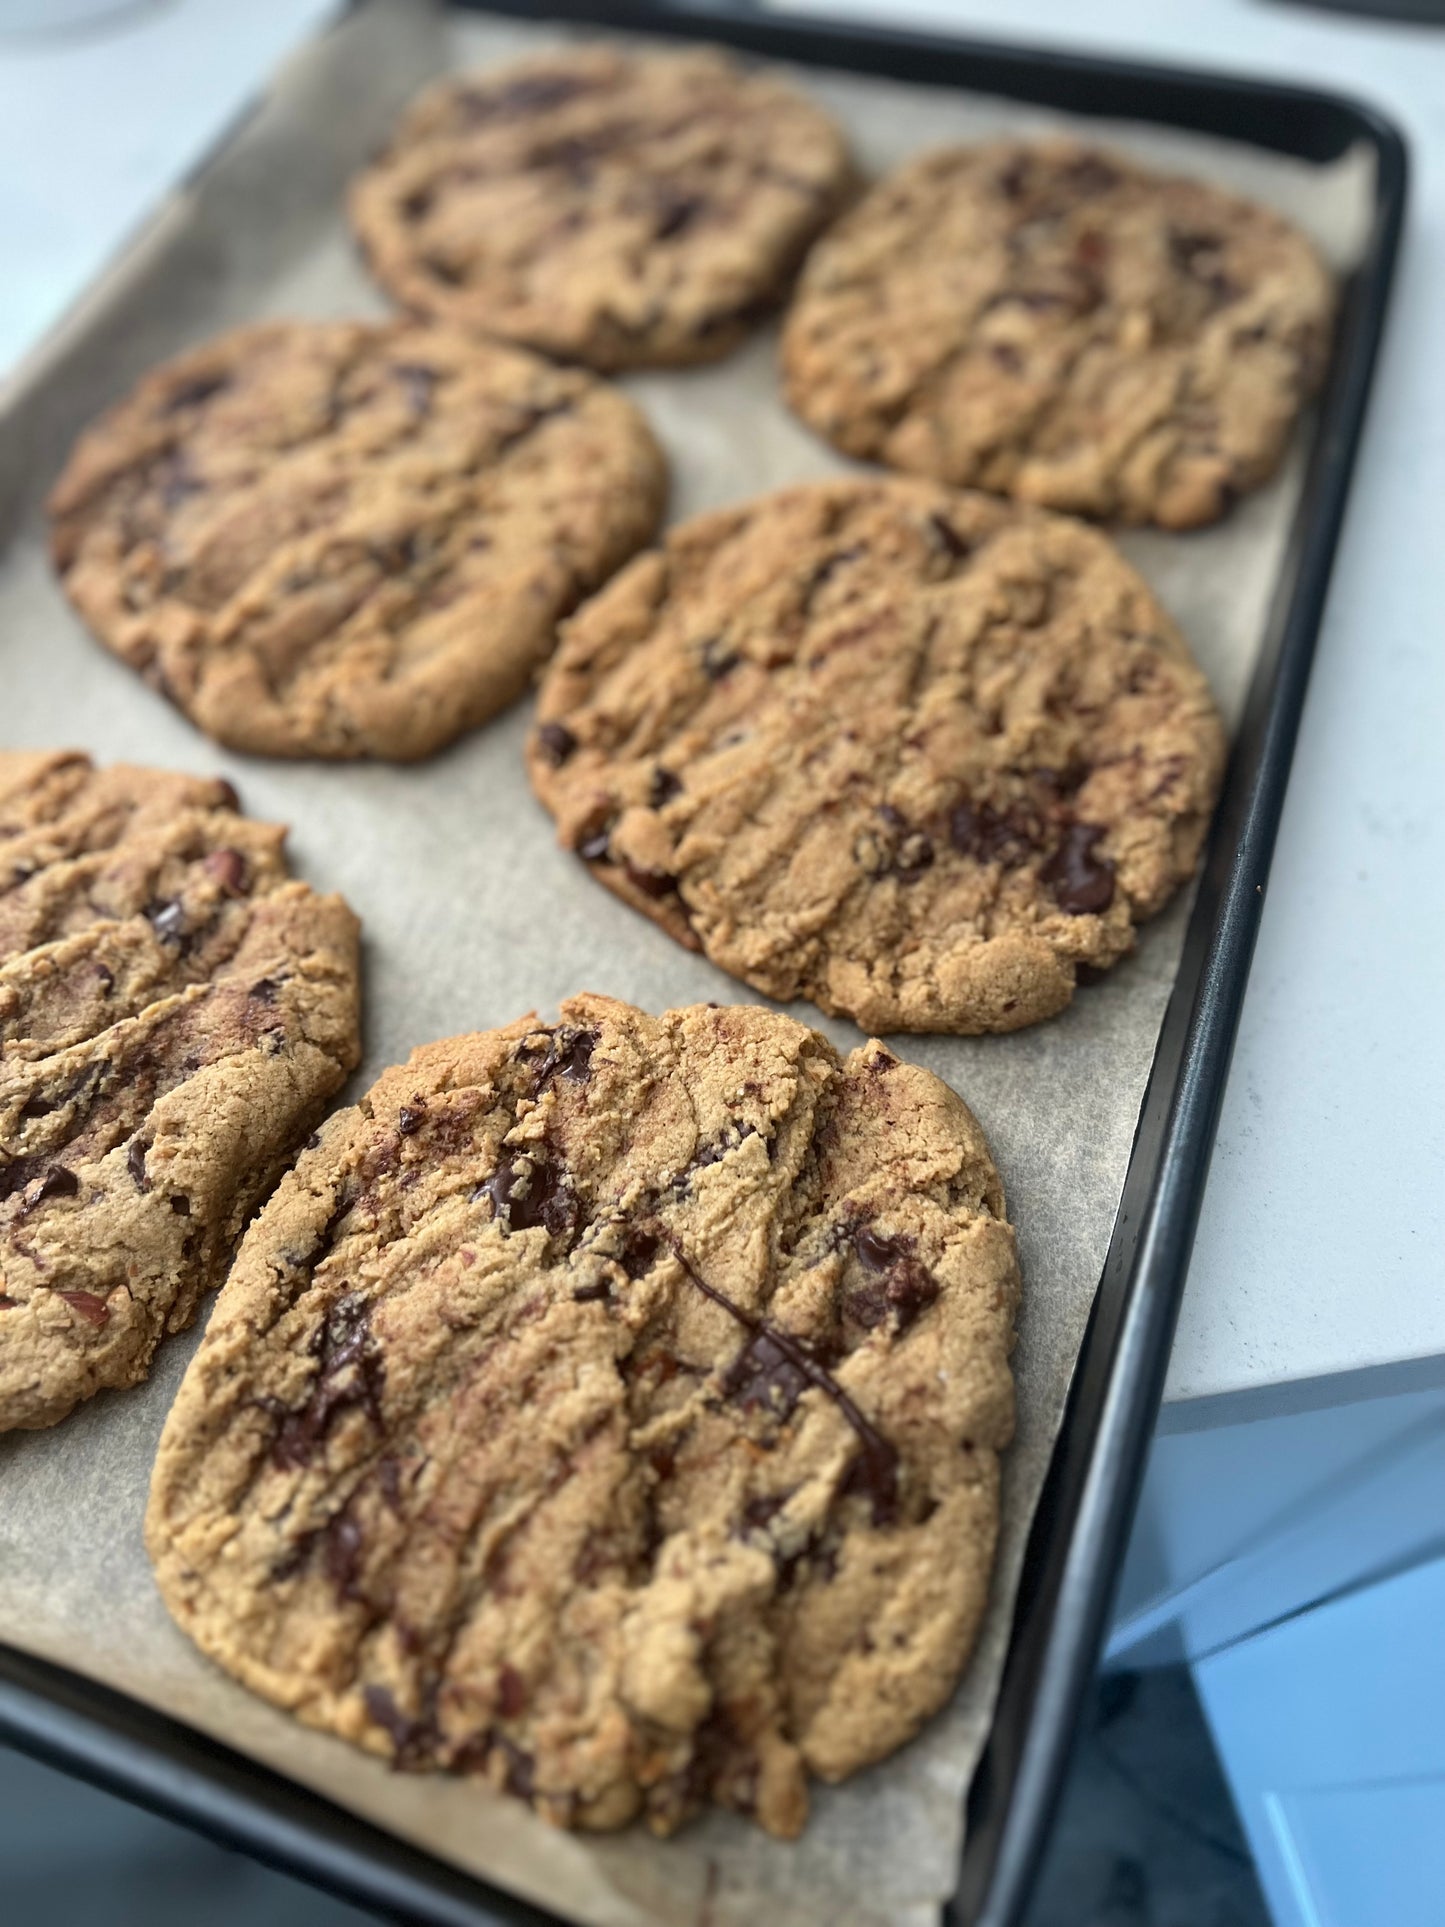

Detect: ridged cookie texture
[146, 994, 1018, 1839]
[350, 45, 853, 371]
[48, 320, 666, 760]
[782, 140, 1334, 529]
[0, 752, 361, 1433]
[528, 479, 1226, 1035]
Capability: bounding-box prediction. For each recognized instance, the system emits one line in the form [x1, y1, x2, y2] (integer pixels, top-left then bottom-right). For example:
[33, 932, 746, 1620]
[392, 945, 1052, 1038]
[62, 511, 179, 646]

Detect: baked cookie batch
[6, 42, 1332, 1843]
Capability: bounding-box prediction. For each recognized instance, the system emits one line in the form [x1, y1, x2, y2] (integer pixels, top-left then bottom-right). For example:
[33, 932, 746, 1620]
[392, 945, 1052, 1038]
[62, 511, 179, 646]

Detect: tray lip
[0, 3, 1407, 1925]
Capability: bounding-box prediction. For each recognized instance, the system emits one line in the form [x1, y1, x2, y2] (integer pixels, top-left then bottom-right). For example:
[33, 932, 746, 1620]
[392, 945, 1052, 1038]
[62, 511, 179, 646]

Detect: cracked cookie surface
[349, 45, 853, 371]
[527, 480, 1226, 1035]
[782, 140, 1334, 529]
[0, 751, 360, 1432]
[48, 321, 665, 759]
[146, 993, 1018, 1838]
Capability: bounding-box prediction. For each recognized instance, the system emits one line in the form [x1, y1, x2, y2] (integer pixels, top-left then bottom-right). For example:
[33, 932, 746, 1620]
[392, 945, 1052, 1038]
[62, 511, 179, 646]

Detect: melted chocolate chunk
[496, 1664, 528, 1719]
[1042, 822, 1116, 914]
[740, 1493, 787, 1534]
[725, 1329, 812, 1420]
[854, 1224, 909, 1271]
[493, 1734, 535, 1800]
[896, 837, 935, 882]
[668, 1705, 759, 1819]
[669, 1239, 900, 1524]
[58, 1289, 108, 1327]
[202, 847, 248, 896]
[1032, 762, 1088, 802]
[624, 861, 681, 901]
[249, 977, 279, 1004]
[619, 1226, 659, 1278]
[654, 190, 703, 241]
[848, 1224, 940, 1330]
[368, 530, 425, 575]
[535, 721, 577, 767]
[31, 1166, 79, 1204]
[363, 1684, 435, 1767]
[649, 766, 682, 807]
[398, 1104, 425, 1137]
[860, 806, 935, 884]
[577, 826, 611, 863]
[837, 1435, 904, 1525]
[530, 1025, 595, 1091]
[803, 542, 867, 609]
[483, 1149, 579, 1238]
[852, 1266, 937, 1331]
[272, 1291, 385, 1470]
[675, 1124, 763, 1194]
[699, 634, 740, 681]
[929, 513, 973, 561]
[895, 820, 935, 882]
[949, 797, 1041, 867]
[127, 1139, 149, 1189]
[169, 1193, 190, 1217]
[572, 1278, 612, 1304]
[145, 898, 188, 947]
[15, 1062, 104, 1128]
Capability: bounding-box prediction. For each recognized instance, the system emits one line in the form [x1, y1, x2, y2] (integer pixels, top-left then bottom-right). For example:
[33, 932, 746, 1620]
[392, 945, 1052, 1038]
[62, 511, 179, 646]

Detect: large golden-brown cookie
[527, 480, 1226, 1034]
[0, 752, 360, 1432]
[782, 140, 1334, 529]
[48, 321, 665, 759]
[350, 46, 853, 370]
[147, 994, 1018, 1838]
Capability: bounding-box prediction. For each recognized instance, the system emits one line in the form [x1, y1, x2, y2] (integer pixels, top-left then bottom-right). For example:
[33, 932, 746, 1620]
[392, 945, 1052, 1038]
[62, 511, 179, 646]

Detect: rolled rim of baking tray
[0, 5, 1408, 1925]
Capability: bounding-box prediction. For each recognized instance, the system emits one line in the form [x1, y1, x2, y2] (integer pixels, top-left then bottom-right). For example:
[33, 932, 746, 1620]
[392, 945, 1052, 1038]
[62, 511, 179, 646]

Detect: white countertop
[1, 0, 1439, 1416]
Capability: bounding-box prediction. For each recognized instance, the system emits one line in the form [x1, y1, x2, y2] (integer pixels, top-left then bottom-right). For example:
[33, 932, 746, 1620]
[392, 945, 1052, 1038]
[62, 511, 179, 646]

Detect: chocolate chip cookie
[527, 480, 1226, 1034]
[146, 993, 1018, 1837]
[0, 752, 360, 1432]
[349, 46, 853, 371]
[782, 140, 1334, 529]
[48, 321, 666, 760]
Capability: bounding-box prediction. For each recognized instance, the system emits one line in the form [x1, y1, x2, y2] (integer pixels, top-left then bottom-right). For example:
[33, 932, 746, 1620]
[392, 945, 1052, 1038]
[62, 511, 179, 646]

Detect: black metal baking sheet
[0, 3, 1405, 1924]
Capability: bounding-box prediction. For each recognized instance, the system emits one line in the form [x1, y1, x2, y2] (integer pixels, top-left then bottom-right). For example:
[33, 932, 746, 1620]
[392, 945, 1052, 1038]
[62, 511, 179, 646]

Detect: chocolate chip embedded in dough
[1041, 822, 1116, 914]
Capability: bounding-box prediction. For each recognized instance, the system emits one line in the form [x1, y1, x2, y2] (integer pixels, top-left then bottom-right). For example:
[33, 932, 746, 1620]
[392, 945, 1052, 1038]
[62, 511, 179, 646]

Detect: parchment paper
[0, 4, 1374, 1922]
